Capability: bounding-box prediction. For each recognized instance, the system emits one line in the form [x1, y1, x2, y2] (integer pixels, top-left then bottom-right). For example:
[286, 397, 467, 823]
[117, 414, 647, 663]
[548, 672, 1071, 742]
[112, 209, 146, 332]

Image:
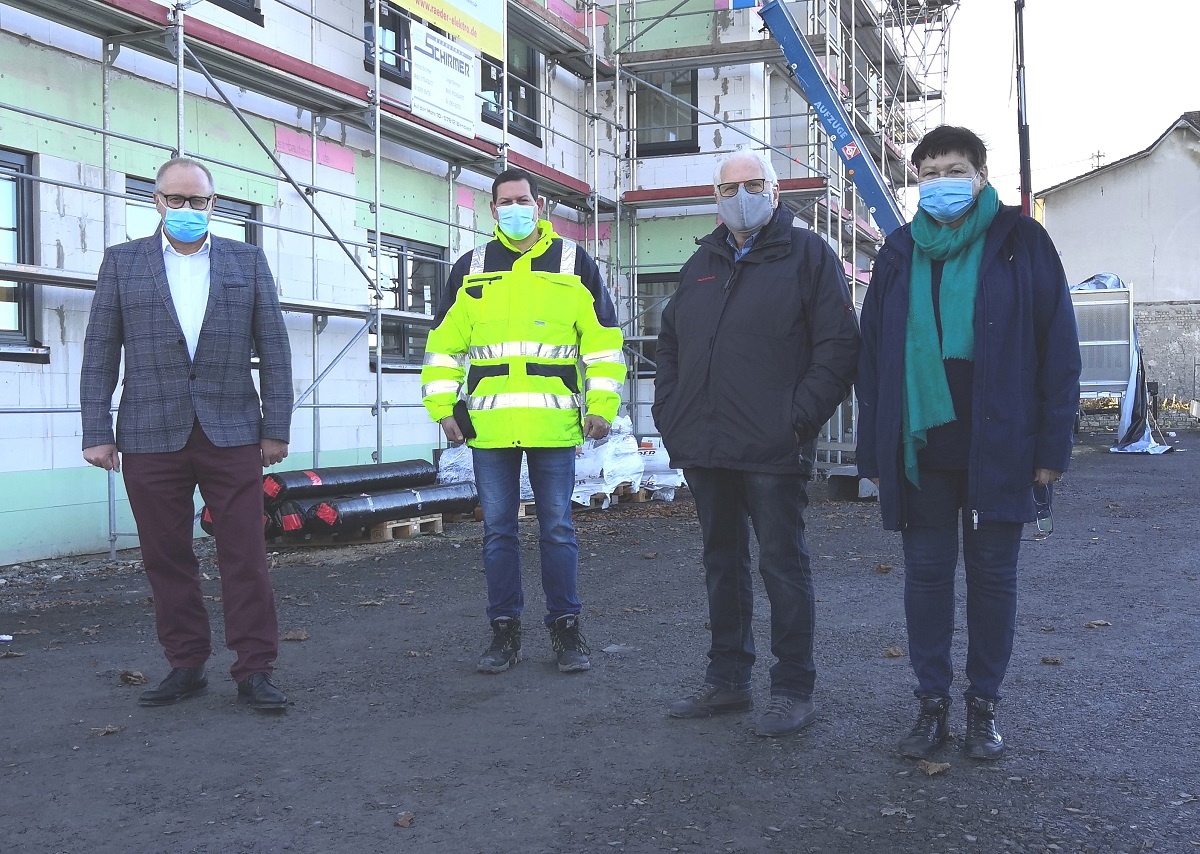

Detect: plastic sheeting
[263, 460, 437, 501]
[1071, 273, 1172, 455]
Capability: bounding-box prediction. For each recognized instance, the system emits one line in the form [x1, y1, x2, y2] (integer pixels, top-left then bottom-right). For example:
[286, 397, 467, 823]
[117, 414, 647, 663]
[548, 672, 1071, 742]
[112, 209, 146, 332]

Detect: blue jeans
[901, 469, 1023, 701]
[685, 467, 815, 700]
[472, 446, 580, 626]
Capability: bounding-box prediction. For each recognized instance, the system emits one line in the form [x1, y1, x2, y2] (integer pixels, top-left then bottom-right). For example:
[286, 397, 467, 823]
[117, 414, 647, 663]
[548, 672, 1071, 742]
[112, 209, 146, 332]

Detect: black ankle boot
[964, 696, 1005, 760]
[898, 695, 950, 759]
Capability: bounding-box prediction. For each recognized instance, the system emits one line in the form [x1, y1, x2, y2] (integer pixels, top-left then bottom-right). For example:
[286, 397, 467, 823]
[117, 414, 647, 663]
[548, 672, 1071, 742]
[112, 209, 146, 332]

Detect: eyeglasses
[1032, 483, 1053, 540]
[158, 193, 214, 210]
[717, 179, 768, 197]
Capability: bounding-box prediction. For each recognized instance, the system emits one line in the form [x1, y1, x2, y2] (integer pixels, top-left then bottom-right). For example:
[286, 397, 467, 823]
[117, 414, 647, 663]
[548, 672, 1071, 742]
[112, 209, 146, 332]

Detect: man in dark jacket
[653, 150, 860, 737]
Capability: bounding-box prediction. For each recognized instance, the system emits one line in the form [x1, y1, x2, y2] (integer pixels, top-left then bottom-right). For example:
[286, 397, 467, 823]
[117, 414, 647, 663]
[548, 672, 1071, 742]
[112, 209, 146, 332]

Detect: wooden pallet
[444, 501, 535, 523]
[271, 513, 444, 547]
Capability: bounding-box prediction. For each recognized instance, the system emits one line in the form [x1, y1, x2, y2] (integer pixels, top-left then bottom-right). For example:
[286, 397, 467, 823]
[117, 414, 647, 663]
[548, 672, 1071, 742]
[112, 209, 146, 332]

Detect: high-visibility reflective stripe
[423, 352, 466, 369]
[468, 245, 488, 275]
[582, 349, 623, 365]
[468, 392, 582, 411]
[422, 380, 461, 397]
[585, 376, 623, 393]
[559, 239, 576, 275]
[469, 342, 579, 361]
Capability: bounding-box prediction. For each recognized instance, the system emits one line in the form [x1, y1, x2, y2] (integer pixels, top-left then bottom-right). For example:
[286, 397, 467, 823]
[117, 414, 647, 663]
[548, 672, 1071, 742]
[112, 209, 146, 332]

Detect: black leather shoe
[964, 695, 1005, 760]
[898, 695, 951, 759]
[667, 684, 753, 718]
[138, 667, 208, 706]
[237, 672, 288, 711]
[755, 696, 817, 737]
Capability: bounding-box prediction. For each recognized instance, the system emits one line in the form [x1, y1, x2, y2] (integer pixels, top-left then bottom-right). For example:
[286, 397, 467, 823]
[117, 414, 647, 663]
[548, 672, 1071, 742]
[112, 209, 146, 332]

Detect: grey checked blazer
[81, 232, 293, 454]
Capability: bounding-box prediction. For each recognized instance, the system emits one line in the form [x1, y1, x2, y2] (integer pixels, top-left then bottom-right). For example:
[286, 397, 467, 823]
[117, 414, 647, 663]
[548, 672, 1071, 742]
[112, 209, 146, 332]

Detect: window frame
[0, 147, 39, 353]
[481, 35, 543, 146]
[367, 233, 446, 369]
[365, 1, 413, 87]
[629, 271, 679, 377]
[124, 176, 259, 246]
[635, 69, 700, 157]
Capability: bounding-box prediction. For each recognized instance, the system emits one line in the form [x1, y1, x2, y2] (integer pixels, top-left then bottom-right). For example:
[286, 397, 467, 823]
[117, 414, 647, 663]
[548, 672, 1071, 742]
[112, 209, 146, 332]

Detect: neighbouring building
[1036, 112, 1200, 402]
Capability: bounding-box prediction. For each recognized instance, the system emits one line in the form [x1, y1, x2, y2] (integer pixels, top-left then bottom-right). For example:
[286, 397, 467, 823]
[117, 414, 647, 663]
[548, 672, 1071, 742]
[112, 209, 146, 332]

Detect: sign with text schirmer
[411, 22, 479, 138]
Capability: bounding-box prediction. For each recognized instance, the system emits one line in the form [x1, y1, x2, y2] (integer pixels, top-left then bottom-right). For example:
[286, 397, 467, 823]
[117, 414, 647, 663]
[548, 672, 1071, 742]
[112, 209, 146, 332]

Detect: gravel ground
[2, 428, 1198, 854]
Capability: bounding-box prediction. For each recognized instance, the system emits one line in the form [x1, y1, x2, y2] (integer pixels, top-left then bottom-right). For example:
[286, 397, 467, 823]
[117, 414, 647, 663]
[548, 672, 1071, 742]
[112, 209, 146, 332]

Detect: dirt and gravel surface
[3, 429, 1198, 854]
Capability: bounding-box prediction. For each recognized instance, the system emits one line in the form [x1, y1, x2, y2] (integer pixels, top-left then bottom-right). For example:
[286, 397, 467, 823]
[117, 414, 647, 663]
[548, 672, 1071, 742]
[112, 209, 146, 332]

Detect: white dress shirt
[161, 231, 212, 360]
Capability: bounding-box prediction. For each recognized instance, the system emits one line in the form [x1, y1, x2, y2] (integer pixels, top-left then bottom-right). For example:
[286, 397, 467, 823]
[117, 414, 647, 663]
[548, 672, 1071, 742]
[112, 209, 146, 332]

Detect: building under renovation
[0, 0, 955, 562]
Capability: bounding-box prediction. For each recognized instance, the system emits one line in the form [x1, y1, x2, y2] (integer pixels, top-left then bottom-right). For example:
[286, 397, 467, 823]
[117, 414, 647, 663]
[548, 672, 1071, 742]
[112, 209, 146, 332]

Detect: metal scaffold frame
[0, 0, 950, 560]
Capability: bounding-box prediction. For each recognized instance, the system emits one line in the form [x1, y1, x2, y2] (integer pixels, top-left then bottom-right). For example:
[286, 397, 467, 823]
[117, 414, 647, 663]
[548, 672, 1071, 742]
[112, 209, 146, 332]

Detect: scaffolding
[0, 0, 952, 561]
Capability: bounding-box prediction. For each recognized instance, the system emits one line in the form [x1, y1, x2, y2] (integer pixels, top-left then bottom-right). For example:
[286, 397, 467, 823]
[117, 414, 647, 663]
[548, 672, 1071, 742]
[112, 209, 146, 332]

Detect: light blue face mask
[497, 204, 538, 241]
[917, 176, 979, 223]
[163, 208, 210, 243]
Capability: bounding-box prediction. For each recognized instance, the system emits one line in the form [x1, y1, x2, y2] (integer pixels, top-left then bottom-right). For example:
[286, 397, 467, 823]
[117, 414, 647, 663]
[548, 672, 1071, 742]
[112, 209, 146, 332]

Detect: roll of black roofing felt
[273, 496, 331, 537]
[306, 482, 479, 533]
[263, 460, 438, 504]
[200, 504, 284, 540]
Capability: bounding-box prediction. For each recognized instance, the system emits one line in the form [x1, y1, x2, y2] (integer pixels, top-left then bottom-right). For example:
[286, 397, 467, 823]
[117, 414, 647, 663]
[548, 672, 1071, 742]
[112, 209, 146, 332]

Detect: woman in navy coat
[856, 126, 1080, 760]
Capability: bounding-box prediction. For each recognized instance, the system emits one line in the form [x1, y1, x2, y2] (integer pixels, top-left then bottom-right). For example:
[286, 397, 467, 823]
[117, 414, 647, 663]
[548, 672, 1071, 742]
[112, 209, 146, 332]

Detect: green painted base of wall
[0, 443, 436, 565]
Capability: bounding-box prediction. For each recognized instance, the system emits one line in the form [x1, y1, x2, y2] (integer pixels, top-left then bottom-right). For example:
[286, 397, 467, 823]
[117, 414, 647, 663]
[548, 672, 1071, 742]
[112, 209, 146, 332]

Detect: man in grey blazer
[81, 158, 293, 712]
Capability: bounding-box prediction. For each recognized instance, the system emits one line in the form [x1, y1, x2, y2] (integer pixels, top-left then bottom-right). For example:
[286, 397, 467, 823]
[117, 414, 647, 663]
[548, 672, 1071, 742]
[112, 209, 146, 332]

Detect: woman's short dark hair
[911, 126, 988, 171]
[492, 167, 539, 202]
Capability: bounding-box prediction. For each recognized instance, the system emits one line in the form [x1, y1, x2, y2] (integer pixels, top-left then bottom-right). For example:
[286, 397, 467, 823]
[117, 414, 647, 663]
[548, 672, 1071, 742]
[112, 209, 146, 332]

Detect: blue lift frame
[758, 0, 906, 236]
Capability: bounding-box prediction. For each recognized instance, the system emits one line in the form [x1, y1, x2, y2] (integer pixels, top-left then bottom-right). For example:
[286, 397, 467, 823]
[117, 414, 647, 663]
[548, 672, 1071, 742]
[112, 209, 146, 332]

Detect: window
[630, 272, 678, 375]
[482, 36, 543, 145]
[367, 235, 445, 366]
[210, 0, 264, 26]
[124, 177, 258, 244]
[365, 1, 412, 87]
[0, 148, 36, 349]
[636, 70, 699, 156]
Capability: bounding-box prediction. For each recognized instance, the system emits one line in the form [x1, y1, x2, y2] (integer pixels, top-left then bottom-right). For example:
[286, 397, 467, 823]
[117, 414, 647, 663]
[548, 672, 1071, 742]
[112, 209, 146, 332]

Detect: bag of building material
[263, 460, 437, 503]
[436, 443, 474, 485]
[600, 430, 645, 494]
[637, 437, 685, 499]
[571, 439, 610, 507]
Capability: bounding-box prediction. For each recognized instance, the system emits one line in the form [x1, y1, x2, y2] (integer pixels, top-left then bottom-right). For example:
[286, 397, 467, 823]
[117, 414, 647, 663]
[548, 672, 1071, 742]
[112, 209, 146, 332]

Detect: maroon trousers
[122, 422, 278, 682]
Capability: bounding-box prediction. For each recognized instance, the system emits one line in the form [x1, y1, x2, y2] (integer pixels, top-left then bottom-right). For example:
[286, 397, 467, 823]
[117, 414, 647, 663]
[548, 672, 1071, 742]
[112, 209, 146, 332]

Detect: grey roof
[1036, 111, 1200, 197]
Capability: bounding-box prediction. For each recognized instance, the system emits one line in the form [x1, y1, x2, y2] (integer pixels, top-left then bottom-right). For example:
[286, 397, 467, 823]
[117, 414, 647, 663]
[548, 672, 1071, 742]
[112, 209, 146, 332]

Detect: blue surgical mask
[163, 208, 210, 243]
[717, 185, 775, 234]
[918, 176, 979, 223]
[497, 204, 538, 241]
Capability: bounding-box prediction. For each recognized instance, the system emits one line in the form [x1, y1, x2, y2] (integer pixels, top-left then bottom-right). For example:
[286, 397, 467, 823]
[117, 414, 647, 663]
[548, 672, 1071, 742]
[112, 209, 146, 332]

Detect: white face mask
[717, 185, 774, 233]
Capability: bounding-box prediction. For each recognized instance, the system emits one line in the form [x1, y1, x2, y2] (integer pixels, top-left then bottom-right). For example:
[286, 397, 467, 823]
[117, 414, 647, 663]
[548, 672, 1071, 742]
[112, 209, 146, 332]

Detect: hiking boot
[477, 617, 521, 674]
[898, 695, 950, 759]
[667, 684, 753, 719]
[964, 695, 1005, 760]
[549, 614, 591, 673]
[754, 695, 817, 737]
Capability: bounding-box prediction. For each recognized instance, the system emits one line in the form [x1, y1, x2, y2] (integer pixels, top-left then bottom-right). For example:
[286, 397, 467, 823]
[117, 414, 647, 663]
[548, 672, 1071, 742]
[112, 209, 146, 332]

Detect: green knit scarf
[902, 183, 1000, 487]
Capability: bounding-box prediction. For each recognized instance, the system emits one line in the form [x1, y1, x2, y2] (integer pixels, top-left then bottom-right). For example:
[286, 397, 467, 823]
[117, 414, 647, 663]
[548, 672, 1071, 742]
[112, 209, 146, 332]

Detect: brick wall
[1135, 302, 1200, 400]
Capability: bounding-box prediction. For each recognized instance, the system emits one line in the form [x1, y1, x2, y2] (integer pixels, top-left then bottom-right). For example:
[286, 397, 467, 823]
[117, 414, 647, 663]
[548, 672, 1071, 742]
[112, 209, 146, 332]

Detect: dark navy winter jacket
[856, 204, 1081, 530]
[653, 205, 860, 477]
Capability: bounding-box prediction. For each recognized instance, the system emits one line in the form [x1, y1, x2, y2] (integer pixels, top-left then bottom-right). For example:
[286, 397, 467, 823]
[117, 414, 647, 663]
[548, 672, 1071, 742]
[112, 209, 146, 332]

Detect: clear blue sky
[940, 0, 1197, 196]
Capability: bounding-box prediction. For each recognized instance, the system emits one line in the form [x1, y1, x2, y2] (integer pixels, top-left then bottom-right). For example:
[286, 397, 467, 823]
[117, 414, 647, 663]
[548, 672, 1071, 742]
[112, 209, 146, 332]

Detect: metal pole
[1015, 0, 1032, 215]
[371, 0, 384, 464]
[500, 1, 509, 169]
[173, 4, 185, 156]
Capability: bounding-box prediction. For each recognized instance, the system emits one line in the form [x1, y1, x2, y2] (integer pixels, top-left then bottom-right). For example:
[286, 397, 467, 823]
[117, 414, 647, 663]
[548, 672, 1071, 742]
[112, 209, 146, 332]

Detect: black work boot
[477, 617, 521, 674]
[963, 695, 1005, 760]
[548, 614, 591, 673]
[898, 695, 950, 759]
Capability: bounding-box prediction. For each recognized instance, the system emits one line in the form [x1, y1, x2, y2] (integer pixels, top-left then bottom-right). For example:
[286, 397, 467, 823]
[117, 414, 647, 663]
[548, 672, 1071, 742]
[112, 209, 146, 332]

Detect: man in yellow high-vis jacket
[422, 168, 625, 675]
